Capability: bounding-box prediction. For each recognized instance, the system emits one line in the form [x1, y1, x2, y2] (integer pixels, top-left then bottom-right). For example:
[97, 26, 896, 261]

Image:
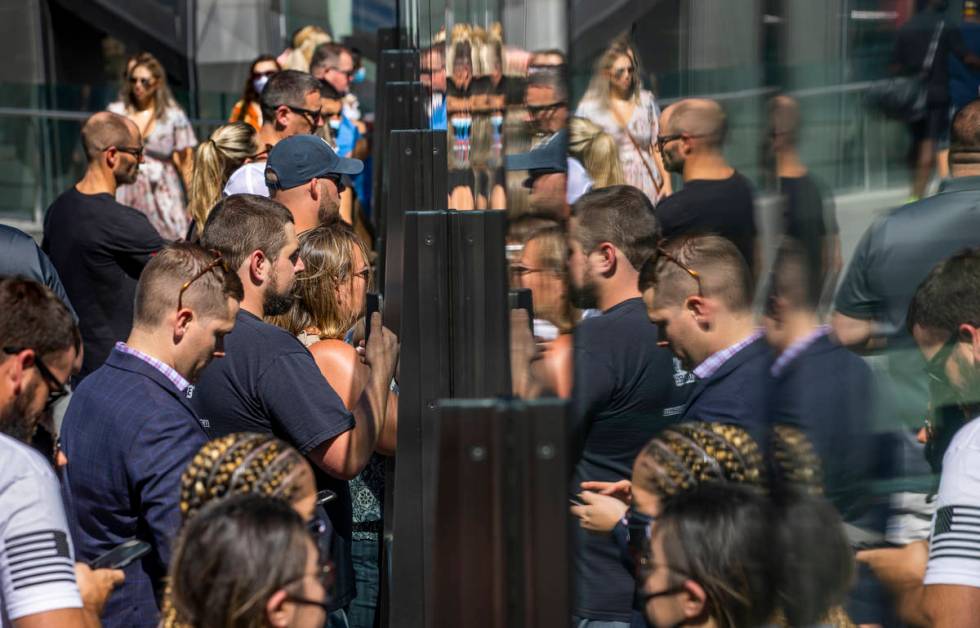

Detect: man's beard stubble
[263, 270, 296, 317]
[568, 274, 599, 310]
[1, 377, 43, 443]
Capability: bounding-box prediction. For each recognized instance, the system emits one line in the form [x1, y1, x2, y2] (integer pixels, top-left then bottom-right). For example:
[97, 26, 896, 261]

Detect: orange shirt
[228, 100, 261, 132]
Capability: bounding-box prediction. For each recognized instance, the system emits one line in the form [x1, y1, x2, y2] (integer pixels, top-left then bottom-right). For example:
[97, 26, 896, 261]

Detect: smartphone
[90, 539, 151, 570]
[365, 293, 382, 343]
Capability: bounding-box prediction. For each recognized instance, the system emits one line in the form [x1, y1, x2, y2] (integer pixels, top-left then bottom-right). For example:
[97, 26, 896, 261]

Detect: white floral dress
[108, 102, 198, 240]
[576, 89, 663, 204]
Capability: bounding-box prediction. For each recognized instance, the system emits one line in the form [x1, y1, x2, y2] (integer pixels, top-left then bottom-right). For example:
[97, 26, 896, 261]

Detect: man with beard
[654, 99, 758, 276]
[858, 249, 980, 626]
[265, 134, 363, 231]
[0, 278, 124, 627]
[42, 111, 164, 378]
[191, 194, 399, 627]
[566, 185, 693, 627]
[60, 243, 242, 628]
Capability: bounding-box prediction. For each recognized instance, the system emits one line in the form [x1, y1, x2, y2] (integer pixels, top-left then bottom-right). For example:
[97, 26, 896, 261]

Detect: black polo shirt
[41, 188, 164, 377]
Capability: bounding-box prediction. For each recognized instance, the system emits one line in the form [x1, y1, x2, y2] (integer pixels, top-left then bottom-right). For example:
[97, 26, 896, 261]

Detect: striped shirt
[693, 329, 765, 381]
[114, 342, 189, 392]
[925, 416, 980, 588]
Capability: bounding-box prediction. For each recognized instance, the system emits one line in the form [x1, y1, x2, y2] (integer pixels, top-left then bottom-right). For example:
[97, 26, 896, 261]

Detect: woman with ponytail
[185, 122, 259, 241]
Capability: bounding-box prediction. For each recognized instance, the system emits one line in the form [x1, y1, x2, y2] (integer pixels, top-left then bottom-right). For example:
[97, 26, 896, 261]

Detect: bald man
[654, 98, 759, 276]
[42, 111, 165, 378]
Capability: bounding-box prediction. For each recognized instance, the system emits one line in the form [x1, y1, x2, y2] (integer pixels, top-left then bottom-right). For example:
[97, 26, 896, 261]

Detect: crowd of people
[4, 11, 980, 628]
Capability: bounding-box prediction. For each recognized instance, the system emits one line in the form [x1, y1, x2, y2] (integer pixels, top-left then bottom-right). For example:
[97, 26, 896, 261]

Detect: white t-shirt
[924, 416, 980, 588]
[0, 434, 82, 625]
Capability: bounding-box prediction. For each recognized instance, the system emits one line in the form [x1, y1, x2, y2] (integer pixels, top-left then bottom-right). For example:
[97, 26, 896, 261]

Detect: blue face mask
[352, 67, 367, 84]
[252, 75, 270, 94]
[328, 119, 342, 131]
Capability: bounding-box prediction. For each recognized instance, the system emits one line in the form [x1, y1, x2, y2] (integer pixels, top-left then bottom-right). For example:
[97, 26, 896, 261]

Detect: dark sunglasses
[177, 253, 230, 311]
[3, 347, 70, 410]
[526, 101, 567, 115]
[129, 77, 154, 88]
[656, 132, 711, 153]
[252, 70, 277, 79]
[612, 65, 636, 79]
[656, 247, 704, 297]
[324, 173, 346, 194]
[110, 145, 145, 159]
[286, 105, 324, 128]
[328, 67, 355, 79]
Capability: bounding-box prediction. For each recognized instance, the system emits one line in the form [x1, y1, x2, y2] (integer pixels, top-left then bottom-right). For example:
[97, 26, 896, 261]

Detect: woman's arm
[172, 147, 194, 192]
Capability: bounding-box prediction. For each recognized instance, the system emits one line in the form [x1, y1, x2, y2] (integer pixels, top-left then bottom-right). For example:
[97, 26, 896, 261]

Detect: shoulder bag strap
[922, 20, 946, 76]
[609, 104, 663, 194]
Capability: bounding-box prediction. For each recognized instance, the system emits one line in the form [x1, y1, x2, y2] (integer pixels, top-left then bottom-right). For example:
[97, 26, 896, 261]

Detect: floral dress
[576, 89, 663, 204]
[108, 102, 198, 240]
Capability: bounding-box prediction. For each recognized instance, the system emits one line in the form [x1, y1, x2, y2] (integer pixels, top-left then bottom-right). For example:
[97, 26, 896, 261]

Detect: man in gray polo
[834, 99, 980, 547]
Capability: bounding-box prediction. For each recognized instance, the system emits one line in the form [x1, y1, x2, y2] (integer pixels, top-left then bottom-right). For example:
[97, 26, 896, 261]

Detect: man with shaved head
[654, 98, 758, 276]
[42, 111, 164, 378]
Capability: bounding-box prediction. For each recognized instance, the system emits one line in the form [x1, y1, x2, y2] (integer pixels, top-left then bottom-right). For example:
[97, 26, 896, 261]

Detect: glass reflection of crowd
[10, 4, 980, 628]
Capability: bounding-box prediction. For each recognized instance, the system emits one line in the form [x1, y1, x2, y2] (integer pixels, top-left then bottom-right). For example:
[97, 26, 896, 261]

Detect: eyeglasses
[3, 347, 70, 411]
[510, 264, 551, 277]
[656, 247, 703, 297]
[925, 334, 960, 386]
[177, 253, 230, 311]
[324, 173, 346, 194]
[352, 267, 371, 282]
[636, 583, 688, 605]
[286, 105, 324, 129]
[284, 562, 335, 612]
[526, 101, 567, 116]
[612, 65, 636, 79]
[656, 132, 711, 153]
[521, 170, 560, 189]
[129, 77, 155, 88]
[111, 145, 145, 160]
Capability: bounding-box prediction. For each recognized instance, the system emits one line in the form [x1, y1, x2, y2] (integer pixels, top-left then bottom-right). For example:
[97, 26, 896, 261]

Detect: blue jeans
[348, 535, 380, 628]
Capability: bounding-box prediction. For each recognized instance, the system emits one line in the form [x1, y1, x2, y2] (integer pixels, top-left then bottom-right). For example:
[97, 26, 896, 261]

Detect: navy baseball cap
[265, 135, 363, 192]
[506, 128, 568, 174]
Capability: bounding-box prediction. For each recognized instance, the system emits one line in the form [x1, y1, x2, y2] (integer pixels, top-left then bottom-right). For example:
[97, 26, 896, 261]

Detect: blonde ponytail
[186, 122, 257, 239]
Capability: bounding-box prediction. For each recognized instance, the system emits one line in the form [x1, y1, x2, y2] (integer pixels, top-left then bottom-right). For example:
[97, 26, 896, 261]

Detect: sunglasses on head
[177, 252, 230, 311]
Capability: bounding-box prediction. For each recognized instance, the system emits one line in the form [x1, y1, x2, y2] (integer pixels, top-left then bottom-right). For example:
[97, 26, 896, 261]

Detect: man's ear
[0, 350, 32, 397]
[104, 147, 119, 170]
[681, 579, 708, 620]
[274, 105, 292, 129]
[594, 242, 618, 275]
[264, 589, 291, 628]
[310, 178, 321, 201]
[174, 307, 194, 341]
[962, 323, 980, 363]
[248, 249, 270, 284]
[685, 295, 711, 328]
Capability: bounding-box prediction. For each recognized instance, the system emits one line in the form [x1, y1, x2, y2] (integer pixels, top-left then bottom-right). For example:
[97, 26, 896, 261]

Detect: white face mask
[490, 114, 504, 127]
[253, 75, 270, 94]
[328, 119, 342, 131]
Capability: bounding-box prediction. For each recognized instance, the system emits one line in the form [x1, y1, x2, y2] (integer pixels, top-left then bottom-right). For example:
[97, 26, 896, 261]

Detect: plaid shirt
[693, 329, 764, 380]
[113, 342, 189, 392]
[770, 326, 830, 377]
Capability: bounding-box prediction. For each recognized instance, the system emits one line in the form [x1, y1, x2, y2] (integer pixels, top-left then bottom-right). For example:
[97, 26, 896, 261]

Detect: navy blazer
[60, 348, 208, 628]
[770, 333, 876, 521]
[682, 336, 772, 446]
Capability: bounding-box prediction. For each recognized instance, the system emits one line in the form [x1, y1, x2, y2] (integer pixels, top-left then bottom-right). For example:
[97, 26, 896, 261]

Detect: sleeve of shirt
[833, 221, 879, 319]
[0, 458, 83, 621]
[571, 335, 616, 436]
[924, 423, 980, 588]
[127, 413, 207, 573]
[171, 108, 198, 152]
[257, 352, 356, 456]
[112, 211, 166, 258]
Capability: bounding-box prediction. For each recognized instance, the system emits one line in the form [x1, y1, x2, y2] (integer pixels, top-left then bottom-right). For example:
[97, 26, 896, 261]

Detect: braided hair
[633, 422, 766, 498]
[179, 432, 308, 520]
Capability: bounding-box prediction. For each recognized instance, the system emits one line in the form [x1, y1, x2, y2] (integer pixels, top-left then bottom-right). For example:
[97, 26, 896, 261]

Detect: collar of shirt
[770, 326, 830, 377]
[693, 329, 764, 381]
[114, 341, 190, 392]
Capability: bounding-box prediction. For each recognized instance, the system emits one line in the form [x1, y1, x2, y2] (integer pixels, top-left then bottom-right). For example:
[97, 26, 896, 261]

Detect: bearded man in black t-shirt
[654, 99, 758, 277]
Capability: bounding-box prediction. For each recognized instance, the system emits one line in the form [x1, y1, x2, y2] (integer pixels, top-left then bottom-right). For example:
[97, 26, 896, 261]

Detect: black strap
[922, 20, 946, 76]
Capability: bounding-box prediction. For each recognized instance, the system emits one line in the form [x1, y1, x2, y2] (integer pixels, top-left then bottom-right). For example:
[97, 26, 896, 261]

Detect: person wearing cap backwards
[265, 135, 364, 233]
[506, 128, 592, 221]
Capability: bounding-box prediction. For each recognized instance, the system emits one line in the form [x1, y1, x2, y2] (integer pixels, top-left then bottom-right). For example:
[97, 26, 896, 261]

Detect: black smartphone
[365, 293, 381, 343]
[90, 539, 151, 570]
[509, 288, 534, 333]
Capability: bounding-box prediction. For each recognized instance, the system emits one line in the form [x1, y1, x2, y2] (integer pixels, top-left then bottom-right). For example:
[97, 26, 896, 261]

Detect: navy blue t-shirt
[188, 309, 357, 608]
[571, 298, 694, 622]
